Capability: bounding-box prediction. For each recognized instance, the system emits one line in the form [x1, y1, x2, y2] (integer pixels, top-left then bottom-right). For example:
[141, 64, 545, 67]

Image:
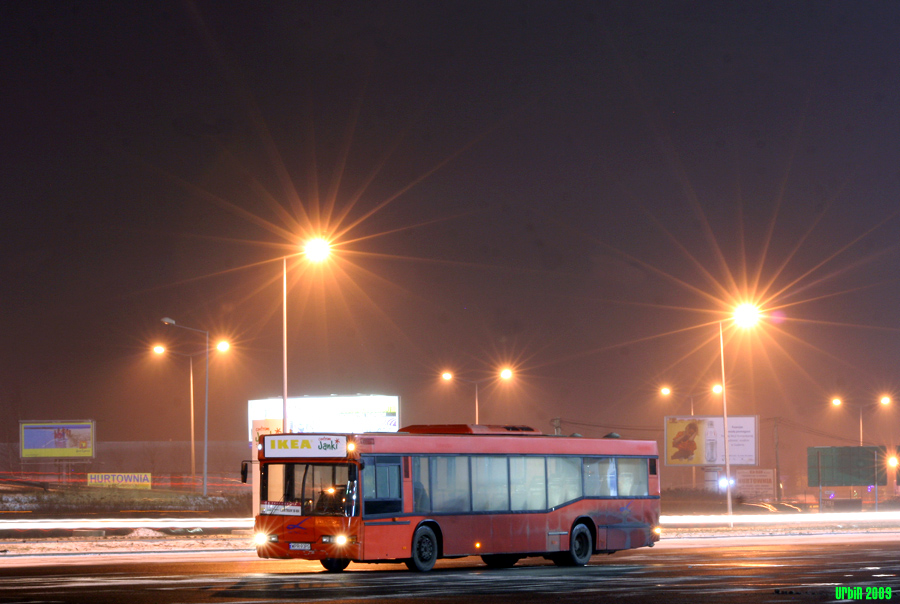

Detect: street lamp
[282, 237, 331, 434]
[161, 317, 218, 497]
[441, 368, 514, 424]
[660, 384, 721, 416]
[720, 303, 761, 520]
[153, 340, 229, 484]
[830, 395, 891, 447]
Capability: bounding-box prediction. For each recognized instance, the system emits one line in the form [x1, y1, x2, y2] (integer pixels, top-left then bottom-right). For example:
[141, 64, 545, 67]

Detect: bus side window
[472, 456, 509, 512]
[412, 456, 431, 513]
[547, 457, 582, 508]
[431, 456, 471, 513]
[616, 458, 649, 497]
[510, 456, 546, 511]
[584, 457, 615, 496]
[362, 456, 403, 516]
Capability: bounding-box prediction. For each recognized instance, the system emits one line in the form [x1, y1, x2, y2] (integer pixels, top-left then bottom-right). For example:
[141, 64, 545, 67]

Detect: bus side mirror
[240, 460, 250, 484]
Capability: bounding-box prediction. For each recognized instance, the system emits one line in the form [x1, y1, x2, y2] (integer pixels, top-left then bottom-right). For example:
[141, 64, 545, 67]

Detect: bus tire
[321, 558, 350, 572]
[554, 524, 593, 567]
[405, 525, 438, 572]
[481, 554, 521, 569]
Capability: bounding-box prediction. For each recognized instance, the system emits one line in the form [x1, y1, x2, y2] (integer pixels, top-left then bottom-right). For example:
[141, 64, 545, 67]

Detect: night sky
[4, 2, 900, 494]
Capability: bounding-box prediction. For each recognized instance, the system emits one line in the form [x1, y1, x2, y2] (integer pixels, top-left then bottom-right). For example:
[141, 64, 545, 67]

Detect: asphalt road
[2, 534, 898, 604]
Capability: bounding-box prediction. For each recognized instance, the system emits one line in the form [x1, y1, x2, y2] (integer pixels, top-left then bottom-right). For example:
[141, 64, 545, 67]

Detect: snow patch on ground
[0, 531, 254, 557]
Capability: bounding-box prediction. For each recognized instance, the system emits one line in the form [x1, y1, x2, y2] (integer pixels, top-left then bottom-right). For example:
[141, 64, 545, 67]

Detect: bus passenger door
[360, 456, 409, 560]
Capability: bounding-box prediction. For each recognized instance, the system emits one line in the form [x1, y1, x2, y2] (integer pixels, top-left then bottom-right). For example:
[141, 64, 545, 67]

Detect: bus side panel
[605, 499, 657, 550]
[438, 514, 493, 556]
[473, 511, 580, 556]
[362, 522, 414, 560]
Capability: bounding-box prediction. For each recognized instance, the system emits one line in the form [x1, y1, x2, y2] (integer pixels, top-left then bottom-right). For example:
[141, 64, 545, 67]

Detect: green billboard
[807, 446, 886, 487]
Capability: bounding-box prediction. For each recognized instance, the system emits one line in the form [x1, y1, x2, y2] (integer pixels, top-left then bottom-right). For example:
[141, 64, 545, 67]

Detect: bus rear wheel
[481, 554, 521, 569]
[405, 525, 438, 572]
[321, 558, 350, 572]
[554, 524, 593, 567]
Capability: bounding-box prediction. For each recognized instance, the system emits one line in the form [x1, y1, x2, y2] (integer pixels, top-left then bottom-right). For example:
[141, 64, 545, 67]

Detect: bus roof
[257, 428, 658, 460]
[400, 424, 541, 435]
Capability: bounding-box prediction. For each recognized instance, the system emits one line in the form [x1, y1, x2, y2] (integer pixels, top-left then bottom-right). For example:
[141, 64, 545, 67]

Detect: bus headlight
[322, 534, 355, 545]
[254, 533, 276, 546]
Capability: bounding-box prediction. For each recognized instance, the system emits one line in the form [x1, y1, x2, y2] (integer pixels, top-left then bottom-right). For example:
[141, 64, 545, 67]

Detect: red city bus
[243, 425, 660, 572]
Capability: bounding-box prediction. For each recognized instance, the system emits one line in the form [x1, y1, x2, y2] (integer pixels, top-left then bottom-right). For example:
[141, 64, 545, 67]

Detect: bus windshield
[263, 463, 357, 517]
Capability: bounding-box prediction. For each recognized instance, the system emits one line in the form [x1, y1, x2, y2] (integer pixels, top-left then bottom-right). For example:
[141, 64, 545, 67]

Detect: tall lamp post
[161, 317, 220, 496]
[831, 395, 891, 446]
[720, 303, 761, 520]
[153, 345, 198, 479]
[830, 394, 891, 510]
[154, 341, 229, 483]
[282, 238, 331, 434]
[441, 368, 513, 424]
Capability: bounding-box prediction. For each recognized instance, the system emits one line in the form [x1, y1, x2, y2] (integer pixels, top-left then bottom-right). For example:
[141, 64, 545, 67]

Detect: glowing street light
[733, 303, 761, 328]
[283, 238, 332, 434]
[719, 303, 761, 521]
[303, 237, 331, 262]
[829, 394, 892, 447]
[160, 318, 229, 496]
[660, 384, 722, 416]
[441, 368, 514, 424]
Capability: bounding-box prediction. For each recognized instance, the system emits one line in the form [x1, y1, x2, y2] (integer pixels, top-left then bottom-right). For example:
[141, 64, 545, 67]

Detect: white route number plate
[289, 542, 312, 551]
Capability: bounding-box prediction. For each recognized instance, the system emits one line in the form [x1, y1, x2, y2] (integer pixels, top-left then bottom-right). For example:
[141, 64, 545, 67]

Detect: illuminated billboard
[20, 420, 95, 459]
[247, 395, 399, 441]
[663, 416, 757, 466]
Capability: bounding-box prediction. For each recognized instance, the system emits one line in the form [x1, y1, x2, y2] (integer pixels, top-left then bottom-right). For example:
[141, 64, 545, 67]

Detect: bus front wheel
[554, 524, 593, 567]
[321, 558, 350, 572]
[405, 525, 438, 572]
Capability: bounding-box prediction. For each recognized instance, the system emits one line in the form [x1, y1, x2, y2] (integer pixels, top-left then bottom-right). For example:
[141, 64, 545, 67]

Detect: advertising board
[247, 395, 399, 440]
[263, 434, 348, 458]
[20, 420, 95, 459]
[664, 416, 758, 466]
[87, 473, 152, 489]
[735, 468, 775, 500]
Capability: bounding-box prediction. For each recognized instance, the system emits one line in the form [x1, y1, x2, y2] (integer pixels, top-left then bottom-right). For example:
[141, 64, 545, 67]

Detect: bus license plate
[289, 542, 311, 551]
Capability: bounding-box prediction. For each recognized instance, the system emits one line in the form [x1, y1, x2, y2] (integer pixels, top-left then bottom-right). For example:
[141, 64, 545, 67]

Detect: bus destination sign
[264, 435, 347, 458]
